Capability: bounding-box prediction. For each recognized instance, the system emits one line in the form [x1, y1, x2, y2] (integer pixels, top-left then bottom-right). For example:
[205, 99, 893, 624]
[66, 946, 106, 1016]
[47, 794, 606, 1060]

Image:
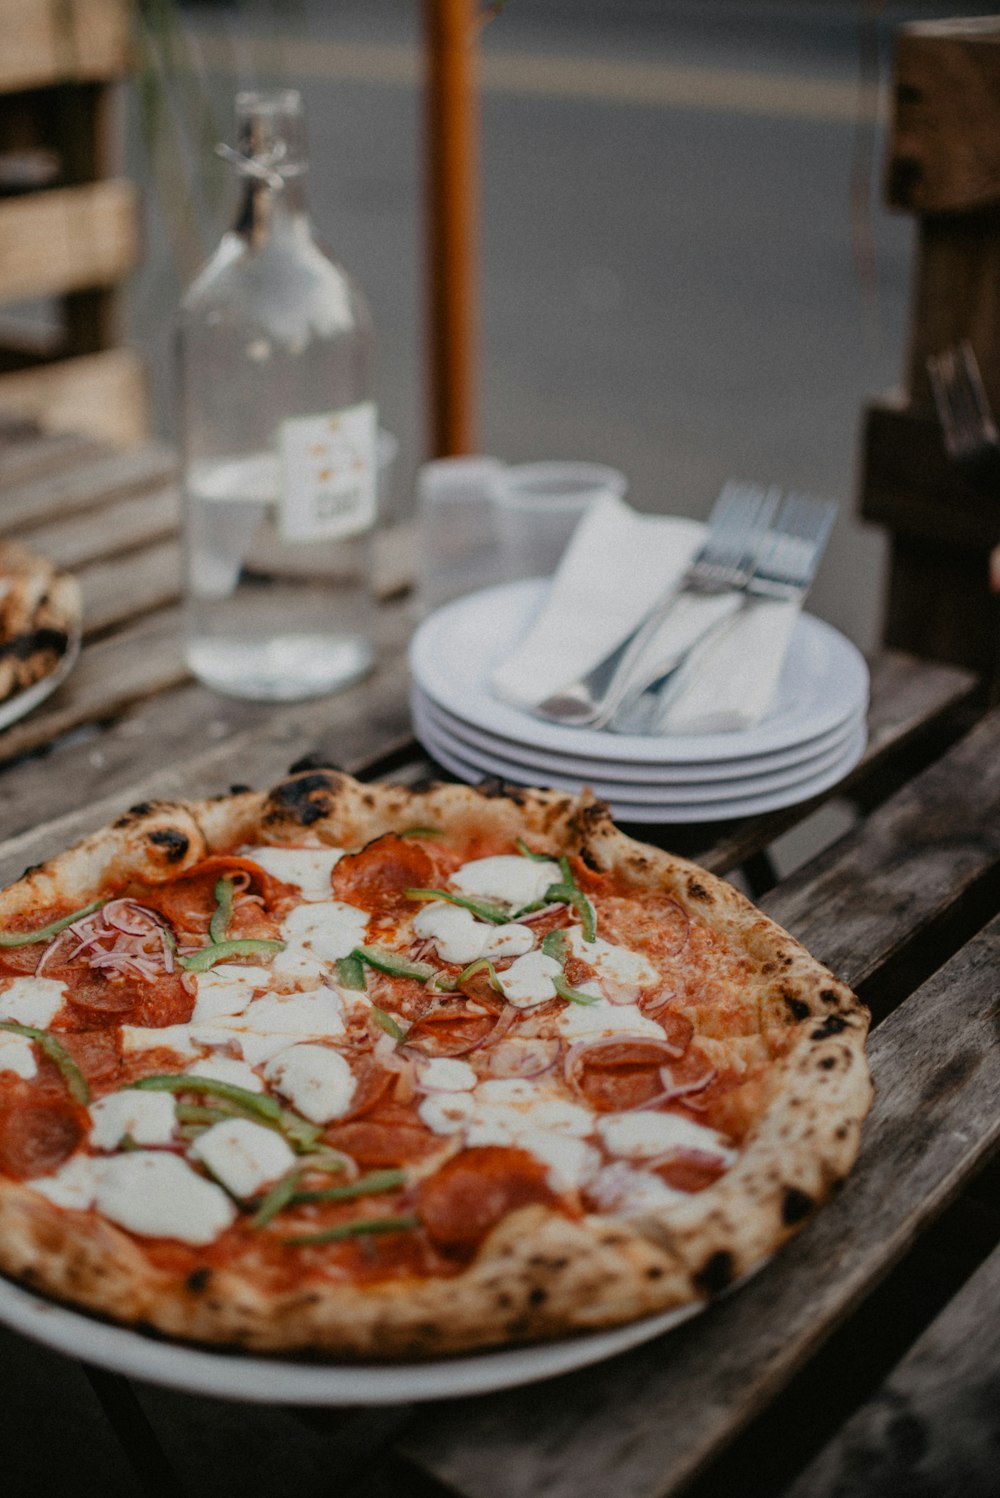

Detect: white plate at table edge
[0, 1271, 701, 1405]
[412, 695, 863, 806]
[417, 717, 868, 823]
[409, 579, 870, 766]
[0, 625, 81, 733]
[413, 684, 863, 789]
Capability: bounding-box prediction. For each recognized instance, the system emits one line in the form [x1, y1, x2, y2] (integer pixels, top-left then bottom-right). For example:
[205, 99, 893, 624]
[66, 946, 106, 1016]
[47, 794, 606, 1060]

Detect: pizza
[0, 540, 81, 707]
[0, 768, 872, 1359]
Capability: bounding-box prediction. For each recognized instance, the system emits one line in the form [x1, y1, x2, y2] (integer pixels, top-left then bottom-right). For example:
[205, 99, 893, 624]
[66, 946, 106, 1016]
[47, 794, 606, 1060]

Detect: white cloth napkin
[489, 494, 801, 735]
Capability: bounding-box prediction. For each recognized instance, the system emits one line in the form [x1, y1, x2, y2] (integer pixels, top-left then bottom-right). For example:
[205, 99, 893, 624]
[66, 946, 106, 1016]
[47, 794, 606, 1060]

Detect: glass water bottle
[178, 89, 377, 701]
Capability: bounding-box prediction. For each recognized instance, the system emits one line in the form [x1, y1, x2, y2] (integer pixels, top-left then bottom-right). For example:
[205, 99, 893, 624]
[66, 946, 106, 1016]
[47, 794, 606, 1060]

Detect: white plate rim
[418, 718, 868, 823]
[0, 1271, 700, 1405]
[409, 580, 870, 766]
[413, 685, 863, 789]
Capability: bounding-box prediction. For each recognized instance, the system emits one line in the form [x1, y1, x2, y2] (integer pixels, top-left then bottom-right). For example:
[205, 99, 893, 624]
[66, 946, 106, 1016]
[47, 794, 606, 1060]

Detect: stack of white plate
[409, 580, 870, 824]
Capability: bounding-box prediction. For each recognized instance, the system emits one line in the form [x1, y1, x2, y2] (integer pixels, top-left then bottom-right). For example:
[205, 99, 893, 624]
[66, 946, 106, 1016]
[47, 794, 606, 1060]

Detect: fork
[531, 481, 781, 729]
[927, 341, 1000, 491]
[609, 490, 838, 735]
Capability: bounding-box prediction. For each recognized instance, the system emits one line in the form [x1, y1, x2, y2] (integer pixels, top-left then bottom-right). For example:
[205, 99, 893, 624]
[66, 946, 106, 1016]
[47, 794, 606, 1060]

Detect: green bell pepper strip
[540, 929, 569, 962]
[335, 952, 367, 991]
[399, 825, 443, 839]
[453, 956, 504, 993]
[178, 937, 285, 973]
[0, 1021, 90, 1104]
[353, 944, 437, 983]
[0, 898, 106, 949]
[284, 1214, 420, 1247]
[404, 887, 510, 925]
[539, 882, 597, 943]
[514, 838, 556, 864]
[208, 877, 236, 945]
[370, 1005, 406, 1041]
[251, 1153, 351, 1228]
[553, 974, 601, 1006]
[128, 1074, 320, 1152]
[290, 1168, 405, 1206]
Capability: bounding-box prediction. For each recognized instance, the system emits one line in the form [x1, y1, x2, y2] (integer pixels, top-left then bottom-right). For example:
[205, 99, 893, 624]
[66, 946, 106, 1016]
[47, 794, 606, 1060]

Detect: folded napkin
[489, 494, 801, 736]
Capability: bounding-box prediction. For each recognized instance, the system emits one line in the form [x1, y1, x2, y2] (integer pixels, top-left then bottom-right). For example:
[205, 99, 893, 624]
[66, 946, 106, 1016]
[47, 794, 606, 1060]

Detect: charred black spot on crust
[186, 1267, 212, 1294]
[0, 626, 68, 662]
[686, 878, 712, 903]
[579, 845, 602, 872]
[694, 1250, 734, 1296]
[476, 776, 527, 804]
[229, 784, 253, 795]
[20, 862, 42, 878]
[811, 1014, 849, 1040]
[819, 1056, 837, 1071]
[784, 993, 811, 1021]
[408, 775, 443, 794]
[820, 988, 842, 1006]
[268, 771, 340, 826]
[115, 802, 157, 827]
[148, 828, 190, 862]
[287, 752, 342, 775]
[528, 1287, 547, 1306]
[782, 1187, 814, 1225]
[646, 1265, 665, 1280]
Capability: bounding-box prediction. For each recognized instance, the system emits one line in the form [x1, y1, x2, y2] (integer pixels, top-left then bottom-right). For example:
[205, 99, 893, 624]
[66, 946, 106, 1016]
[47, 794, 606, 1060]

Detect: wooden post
[859, 19, 1000, 698]
[424, 0, 478, 457]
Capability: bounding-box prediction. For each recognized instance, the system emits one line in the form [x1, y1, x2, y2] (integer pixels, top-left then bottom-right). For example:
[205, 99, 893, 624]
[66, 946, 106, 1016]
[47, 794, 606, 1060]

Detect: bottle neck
[234, 171, 310, 250]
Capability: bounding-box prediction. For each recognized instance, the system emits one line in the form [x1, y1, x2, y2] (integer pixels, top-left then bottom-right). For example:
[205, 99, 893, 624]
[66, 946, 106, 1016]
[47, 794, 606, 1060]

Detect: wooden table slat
[399, 913, 1000, 1498]
[0, 442, 177, 534]
[20, 484, 180, 572]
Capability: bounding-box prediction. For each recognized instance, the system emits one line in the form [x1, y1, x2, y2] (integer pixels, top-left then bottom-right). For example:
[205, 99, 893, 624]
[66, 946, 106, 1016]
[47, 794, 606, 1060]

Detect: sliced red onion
[646, 1145, 729, 1172]
[563, 1032, 688, 1090]
[661, 900, 691, 959]
[623, 1062, 717, 1113]
[483, 1037, 560, 1080]
[517, 902, 567, 925]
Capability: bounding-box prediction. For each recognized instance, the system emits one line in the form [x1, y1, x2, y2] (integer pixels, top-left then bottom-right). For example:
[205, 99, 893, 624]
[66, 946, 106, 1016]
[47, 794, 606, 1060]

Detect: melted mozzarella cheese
[596, 1111, 737, 1163]
[450, 855, 561, 909]
[190, 1118, 296, 1198]
[89, 1090, 177, 1150]
[0, 1029, 37, 1079]
[270, 947, 327, 982]
[191, 964, 272, 1022]
[518, 1131, 601, 1193]
[417, 1091, 476, 1134]
[587, 1161, 689, 1215]
[242, 845, 345, 901]
[566, 930, 659, 998]
[416, 1056, 477, 1092]
[0, 976, 66, 1027]
[120, 1023, 202, 1060]
[280, 901, 369, 962]
[263, 1044, 356, 1123]
[187, 1055, 264, 1093]
[557, 999, 666, 1042]
[96, 1152, 237, 1243]
[412, 903, 535, 967]
[192, 986, 346, 1065]
[30, 1153, 101, 1210]
[497, 950, 562, 1008]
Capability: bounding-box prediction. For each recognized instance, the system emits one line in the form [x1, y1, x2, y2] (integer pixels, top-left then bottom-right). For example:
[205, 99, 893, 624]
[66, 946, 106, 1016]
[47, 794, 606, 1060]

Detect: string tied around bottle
[215, 141, 287, 192]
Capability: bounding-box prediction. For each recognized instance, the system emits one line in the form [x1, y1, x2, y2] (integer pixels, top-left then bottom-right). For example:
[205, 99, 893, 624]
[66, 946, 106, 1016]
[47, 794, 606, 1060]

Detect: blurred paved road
[127, 0, 998, 654]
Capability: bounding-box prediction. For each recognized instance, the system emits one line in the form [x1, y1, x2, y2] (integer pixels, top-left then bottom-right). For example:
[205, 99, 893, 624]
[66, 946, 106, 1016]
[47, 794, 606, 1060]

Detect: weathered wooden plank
[0, 181, 139, 303]
[0, 441, 176, 533]
[15, 484, 180, 571]
[78, 540, 182, 636]
[0, 349, 149, 450]
[759, 704, 1000, 997]
[0, 0, 132, 91]
[785, 1240, 1000, 1498]
[0, 427, 102, 488]
[398, 915, 1000, 1498]
[0, 604, 416, 874]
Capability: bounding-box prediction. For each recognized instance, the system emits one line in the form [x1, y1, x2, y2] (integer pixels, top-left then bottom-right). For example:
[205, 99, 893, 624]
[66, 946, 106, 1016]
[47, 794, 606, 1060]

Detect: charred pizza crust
[0, 770, 872, 1358]
[0, 540, 81, 706]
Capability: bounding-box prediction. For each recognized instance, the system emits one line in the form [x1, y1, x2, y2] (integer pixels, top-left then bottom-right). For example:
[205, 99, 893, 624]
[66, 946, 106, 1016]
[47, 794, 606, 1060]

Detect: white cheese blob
[418, 1090, 476, 1134]
[120, 1023, 202, 1060]
[263, 1044, 356, 1123]
[557, 999, 666, 1042]
[191, 964, 272, 1022]
[596, 1111, 737, 1164]
[89, 1090, 177, 1151]
[415, 1056, 478, 1093]
[587, 1161, 689, 1215]
[242, 845, 345, 901]
[566, 930, 659, 998]
[270, 947, 327, 982]
[0, 1029, 37, 1079]
[192, 986, 346, 1065]
[518, 1131, 601, 1193]
[467, 1080, 593, 1145]
[96, 1152, 237, 1244]
[497, 950, 562, 1008]
[0, 976, 67, 1028]
[187, 1055, 264, 1093]
[411, 902, 535, 967]
[30, 1153, 102, 1210]
[280, 901, 369, 962]
[450, 855, 561, 910]
[190, 1118, 296, 1199]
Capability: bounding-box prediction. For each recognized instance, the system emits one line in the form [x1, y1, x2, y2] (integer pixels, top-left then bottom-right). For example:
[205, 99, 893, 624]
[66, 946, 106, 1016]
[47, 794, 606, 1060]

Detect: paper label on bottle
[278, 403, 377, 542]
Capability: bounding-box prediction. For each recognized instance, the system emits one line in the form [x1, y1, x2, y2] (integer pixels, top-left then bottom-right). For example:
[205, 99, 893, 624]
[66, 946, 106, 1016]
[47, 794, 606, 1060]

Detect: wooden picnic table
[1, 422, 999, 1498]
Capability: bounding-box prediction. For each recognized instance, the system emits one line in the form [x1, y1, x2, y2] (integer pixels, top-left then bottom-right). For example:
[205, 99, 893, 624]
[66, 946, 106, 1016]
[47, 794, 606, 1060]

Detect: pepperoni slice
[51, 968, 193, 1031]
[572, 1039, 678, 1113]
[334, 1060, 394, 1123]
[418, 1146, 557, 1255]
[653, 1149, 729, 1194]
[0, 1094, 85, 1180]
[323, 1118, 438, 1168]
[403, 1005, 497, 1057]
[145, 856, 293, 939]
[638, 1004, 694, 1054]
[601, 894, 691, 962]
[55, 1028, 122, 1086]
[332, 834, 434, 917]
